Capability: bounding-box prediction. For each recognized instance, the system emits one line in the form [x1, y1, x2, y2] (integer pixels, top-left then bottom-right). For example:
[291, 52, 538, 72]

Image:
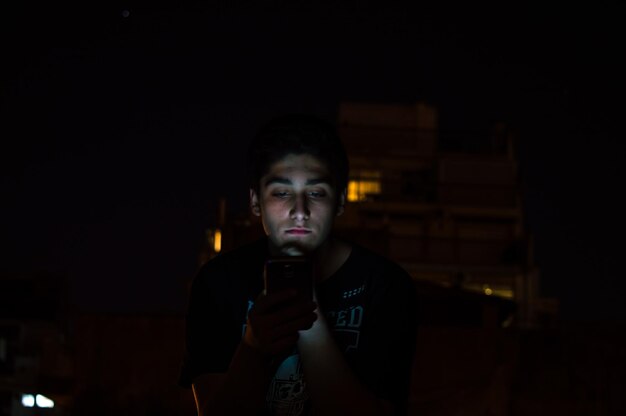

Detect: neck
[266, 236, 352, 283]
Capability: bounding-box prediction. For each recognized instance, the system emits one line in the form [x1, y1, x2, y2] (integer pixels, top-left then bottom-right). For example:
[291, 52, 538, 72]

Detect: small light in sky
[484, 286, 493, 296]
[121, 10, 130, 18]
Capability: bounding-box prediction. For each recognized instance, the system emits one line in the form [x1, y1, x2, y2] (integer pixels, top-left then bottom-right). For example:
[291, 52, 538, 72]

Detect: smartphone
[264, 256, 313, 299]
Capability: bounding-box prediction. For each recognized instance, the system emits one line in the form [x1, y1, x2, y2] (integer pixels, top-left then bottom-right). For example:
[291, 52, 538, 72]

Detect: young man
[180, 115, 417, 416]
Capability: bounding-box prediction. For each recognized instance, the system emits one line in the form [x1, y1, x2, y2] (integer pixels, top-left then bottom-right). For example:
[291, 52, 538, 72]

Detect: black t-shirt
[179, 238, 417, 415]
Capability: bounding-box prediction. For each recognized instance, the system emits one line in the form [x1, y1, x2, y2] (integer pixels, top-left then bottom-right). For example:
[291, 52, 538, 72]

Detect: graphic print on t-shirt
[324, 304, 364, 353]
[266, 351, 309, 416]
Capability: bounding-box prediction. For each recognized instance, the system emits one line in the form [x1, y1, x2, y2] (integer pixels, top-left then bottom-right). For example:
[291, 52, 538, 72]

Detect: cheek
[312, 204, 336, 226]
[261, 202, 288, 226]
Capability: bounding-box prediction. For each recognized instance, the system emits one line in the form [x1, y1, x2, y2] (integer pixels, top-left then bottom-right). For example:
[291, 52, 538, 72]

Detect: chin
[281, 246, 307, 256]
[276, 239, 318, 256]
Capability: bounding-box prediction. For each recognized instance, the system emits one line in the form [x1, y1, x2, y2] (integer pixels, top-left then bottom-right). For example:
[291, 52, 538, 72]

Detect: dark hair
[246, 114, 349, 194]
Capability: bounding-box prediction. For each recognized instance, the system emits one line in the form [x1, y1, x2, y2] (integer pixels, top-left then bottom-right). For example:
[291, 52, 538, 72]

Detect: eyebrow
[263, 176, 332, 187]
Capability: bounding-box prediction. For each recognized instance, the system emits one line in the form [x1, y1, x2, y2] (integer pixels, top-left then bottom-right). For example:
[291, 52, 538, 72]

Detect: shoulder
[343, 243, 417, 321]
[192, 238, 267, 292]
[348, 243, 414, 292]
[200, 238, 266, 270]
[350, 243, 412, 279]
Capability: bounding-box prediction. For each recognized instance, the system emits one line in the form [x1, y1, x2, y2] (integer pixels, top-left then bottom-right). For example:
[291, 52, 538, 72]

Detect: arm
[297, 310, 394, 416]
[298, 264, 418, 416]
[191, 290, 317, 416]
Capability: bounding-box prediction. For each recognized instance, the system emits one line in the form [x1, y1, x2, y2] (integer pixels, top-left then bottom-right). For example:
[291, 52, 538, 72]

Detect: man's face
[250, 153, 345, 256]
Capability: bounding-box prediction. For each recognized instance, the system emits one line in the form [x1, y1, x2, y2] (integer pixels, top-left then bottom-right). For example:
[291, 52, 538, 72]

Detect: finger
[249, 309, 315, 349]
[254, 289, 298, 313]
[276, 300, 317, 320]
[255, 300, 316, 330]
[253, 297, 315, 323]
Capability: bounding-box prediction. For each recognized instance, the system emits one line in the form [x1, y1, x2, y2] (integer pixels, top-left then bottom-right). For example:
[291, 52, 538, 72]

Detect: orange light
[347, 180, 381, 202]
[213, 229, 222, 253]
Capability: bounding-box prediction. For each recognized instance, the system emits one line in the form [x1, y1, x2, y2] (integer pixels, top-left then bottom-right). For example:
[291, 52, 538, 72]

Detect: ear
[336, 188, 346, 217]
[249, 188, 261, 216]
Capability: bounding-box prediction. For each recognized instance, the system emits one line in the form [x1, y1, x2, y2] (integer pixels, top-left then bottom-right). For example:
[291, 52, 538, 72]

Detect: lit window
[21, 394, 35, 408]
[207, 228, 222, 253]
[213, 229, 222, 253]
[36, 394, 55, 408]
[347, 170, 381, 202]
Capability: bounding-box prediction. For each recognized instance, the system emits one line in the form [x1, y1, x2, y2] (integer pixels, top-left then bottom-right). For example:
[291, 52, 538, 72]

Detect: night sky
[2, 3, 624, 320]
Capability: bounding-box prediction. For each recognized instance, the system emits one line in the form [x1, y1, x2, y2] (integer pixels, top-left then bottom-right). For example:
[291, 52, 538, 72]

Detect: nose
[290, 193, 310, 221]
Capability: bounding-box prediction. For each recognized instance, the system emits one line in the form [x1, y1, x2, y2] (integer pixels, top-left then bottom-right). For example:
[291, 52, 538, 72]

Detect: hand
[244, 290, 317, 358]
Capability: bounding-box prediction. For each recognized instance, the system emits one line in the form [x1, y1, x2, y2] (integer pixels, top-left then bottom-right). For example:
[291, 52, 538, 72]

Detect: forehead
[264, 153, 331, 179]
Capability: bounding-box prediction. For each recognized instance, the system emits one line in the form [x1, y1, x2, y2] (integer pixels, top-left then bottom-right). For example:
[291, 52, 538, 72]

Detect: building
[0, 273, 73, 416]
[335, 101, 542, 327]
[0, 273, 195, 416]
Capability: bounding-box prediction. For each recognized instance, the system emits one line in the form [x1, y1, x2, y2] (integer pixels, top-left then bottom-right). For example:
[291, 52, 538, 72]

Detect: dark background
[2, 2, 624, 320]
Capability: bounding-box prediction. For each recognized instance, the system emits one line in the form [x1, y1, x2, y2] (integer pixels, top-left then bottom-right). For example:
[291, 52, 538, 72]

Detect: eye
[272, 191, 290, 198]
[308, 190, 326, 198]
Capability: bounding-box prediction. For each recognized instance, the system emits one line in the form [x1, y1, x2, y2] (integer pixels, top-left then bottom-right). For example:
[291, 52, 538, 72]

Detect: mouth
[285, 228, 312, 235]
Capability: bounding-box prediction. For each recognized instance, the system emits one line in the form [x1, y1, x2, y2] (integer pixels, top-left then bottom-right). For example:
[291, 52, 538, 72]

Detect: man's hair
[246, 114, 349, 194]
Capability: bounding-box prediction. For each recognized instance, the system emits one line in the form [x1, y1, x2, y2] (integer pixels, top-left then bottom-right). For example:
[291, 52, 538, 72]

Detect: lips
[285, 228, 312, 235]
